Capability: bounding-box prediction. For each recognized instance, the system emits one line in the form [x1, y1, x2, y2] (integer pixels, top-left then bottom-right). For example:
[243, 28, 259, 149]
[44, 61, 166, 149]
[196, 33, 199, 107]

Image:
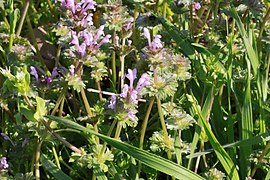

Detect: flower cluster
[0, 157, 8, 170]
[30, 66, 58, 87]
[141, 28, 191, 100]
[70, 25, 111, 59]
[59, 0, 96, 27]
[143, 28, 163, 54]
[108, 68, 150, 127]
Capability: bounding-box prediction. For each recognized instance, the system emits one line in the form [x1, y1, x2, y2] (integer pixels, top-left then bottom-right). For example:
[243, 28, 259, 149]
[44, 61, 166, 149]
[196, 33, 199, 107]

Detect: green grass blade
[188, 131, 270, 158]
[187, 94, 239, 180]
[40, 154, 72, 180]
[239, 59, 253, 177]
[188, 86, 214, 169]
[45, 115, 205, 180]
[230, 6, 259, 76]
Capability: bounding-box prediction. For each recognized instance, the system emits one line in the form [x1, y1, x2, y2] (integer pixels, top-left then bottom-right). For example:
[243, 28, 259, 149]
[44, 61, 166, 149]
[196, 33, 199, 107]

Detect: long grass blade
[46, 115, 205, 180]
[187, 93, 239, 180]
[230, 7, 259, 76]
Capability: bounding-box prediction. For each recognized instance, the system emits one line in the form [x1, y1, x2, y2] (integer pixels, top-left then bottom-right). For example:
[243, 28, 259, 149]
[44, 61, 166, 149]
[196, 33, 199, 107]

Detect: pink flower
[143, 28, 163, 53]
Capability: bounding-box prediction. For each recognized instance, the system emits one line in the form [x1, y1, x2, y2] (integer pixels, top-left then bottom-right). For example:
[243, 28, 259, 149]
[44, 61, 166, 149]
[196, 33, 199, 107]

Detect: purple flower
[51, 67, 59, 78]
[59, 0, 76, 13]
[127, 40, 132, 46]
[30, 66, 58, 86]
[69, 65, 75, 76]
[71, 27, 111, 57]
[119, 69, 150, 105]
[0, 157, 8, 170]
[123, 18, 134, 32]
[127, 111, 136, 121]
[143, 28, 163, 52]
[79, 0, 96, 14]
[108, 95, 117, 111]
[129, 90, 138, 104]
[193, 2, 201, 10]
[126, 68, 137, 89]
[30, 66, 39, 82]
[120, 84, 129, 98]
[70, 32, 87, 58]
[135, 73, 150, 93]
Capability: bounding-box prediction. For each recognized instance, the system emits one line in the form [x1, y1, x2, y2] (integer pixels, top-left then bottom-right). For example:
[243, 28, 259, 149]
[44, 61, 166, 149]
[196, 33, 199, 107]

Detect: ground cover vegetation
[0, 0, 270, 179]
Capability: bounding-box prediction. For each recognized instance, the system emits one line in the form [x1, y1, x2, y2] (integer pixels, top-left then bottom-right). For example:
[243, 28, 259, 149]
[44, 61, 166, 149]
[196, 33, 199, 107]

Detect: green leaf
[230, 6, 259, 76]
[46, 115, 205, 180]
[21, 107, 37, 122]
[189, 93, 239, 180]
[40, 154, 72, 180]
[34, 96, 47, 120]
[188, 131, 270, 158]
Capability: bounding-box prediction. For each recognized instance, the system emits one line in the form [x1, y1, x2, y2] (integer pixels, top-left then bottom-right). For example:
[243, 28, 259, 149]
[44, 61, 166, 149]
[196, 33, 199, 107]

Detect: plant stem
[251, 140, 270, 177]
[51, 83, 68, 116]
[139, 96, 155, 149]
[16, 0, 30, 36]
[55, 45, 61, 67]
[43, 120, 82, 154]
[153, 67, 172, 160]
[24, 95, 35, 111]
[114, 122, 122, 139]
[59, 97, 65, 117]
[162, 0, 167, 18]
[35, 139, 42, 180]
[80, 87, 99, 143]
[120, 54, 125, 91]
[52, 146, 61, 169]
[137, 96, 155, 175]
[257, 7, 270, 55]
[97, 80, 103, 101]
[111, 30, 117, 87]
[80, 87, 93, 117]
[100, 119, 117, 156]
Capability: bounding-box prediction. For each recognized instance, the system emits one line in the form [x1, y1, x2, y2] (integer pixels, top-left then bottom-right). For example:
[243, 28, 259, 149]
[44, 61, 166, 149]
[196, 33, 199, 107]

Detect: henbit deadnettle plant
[59, 0, 96, 28]
[108, 68, 150, 128]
